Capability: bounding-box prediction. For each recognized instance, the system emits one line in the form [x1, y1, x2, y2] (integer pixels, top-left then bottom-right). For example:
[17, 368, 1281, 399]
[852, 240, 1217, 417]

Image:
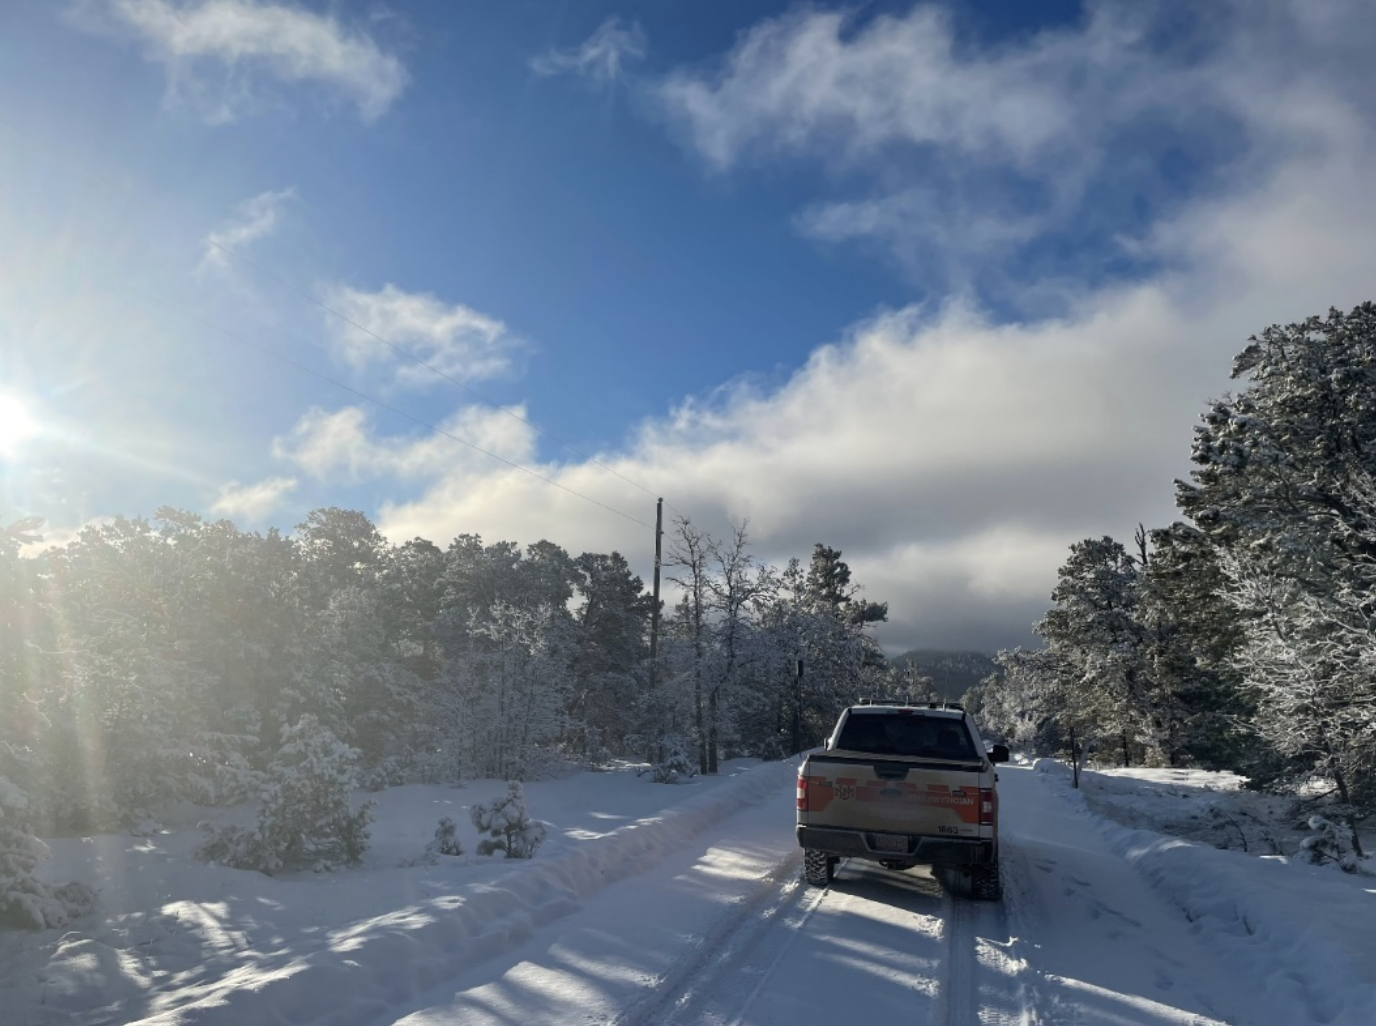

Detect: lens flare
[0, 392, 41, 456]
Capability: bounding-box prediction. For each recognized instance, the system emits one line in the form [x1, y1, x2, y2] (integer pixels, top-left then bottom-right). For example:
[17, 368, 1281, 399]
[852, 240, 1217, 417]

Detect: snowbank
[1033, 759, 1376, 1026]
[3, 758, 800, 1026]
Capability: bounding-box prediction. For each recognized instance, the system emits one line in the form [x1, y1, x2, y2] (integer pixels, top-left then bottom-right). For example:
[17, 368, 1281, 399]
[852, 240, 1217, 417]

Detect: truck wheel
[803, 849, 834, 887]
[971, 850, 1002, 901]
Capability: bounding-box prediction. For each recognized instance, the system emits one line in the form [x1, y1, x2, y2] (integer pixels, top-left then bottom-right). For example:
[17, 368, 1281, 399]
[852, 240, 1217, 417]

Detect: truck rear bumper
[797, 825, 995, 866]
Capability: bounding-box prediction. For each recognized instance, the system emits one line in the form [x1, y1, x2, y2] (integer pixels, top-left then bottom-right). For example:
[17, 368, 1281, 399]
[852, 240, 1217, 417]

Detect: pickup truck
[796, 702, 1009, 899]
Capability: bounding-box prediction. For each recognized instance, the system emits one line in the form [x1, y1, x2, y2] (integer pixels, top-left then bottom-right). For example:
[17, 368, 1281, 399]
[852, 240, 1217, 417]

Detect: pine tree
[428, 817, 463, 857]
[569, 551, 653, 762]
[0, 517, 96, 927]
[1035, 537, 1154, 767]
[199, 714, 373, 874]
[1179, 303, 1376, 849]
[470, 781, 546, 858]
[0, 775, 97, 929]
[1138, 523, 1251, 769]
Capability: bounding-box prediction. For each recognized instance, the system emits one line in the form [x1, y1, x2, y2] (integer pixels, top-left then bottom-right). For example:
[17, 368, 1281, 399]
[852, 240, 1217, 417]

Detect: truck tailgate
[801, 755, 986, 838]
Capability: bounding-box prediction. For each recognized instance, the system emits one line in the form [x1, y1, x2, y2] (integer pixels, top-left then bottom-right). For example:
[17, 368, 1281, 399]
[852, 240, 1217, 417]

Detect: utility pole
[648, 497, 663, 691]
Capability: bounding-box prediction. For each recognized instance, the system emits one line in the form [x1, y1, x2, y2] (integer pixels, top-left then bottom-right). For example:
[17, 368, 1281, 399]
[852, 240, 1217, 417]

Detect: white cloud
[320, 283, 521, 391]
[214, 0, 1376, 652]
[364, 101, 1376, 650]
[272, 403, 538, 483]
[199, 187, 294, 274]
[795, 186, 1048, 286]
[656, 4, 1131, 172]
[209, 475, 297, 520]
[656, 0, 1376, 295]
[530, 17, 647, 84]
[90, 0, 408, 122]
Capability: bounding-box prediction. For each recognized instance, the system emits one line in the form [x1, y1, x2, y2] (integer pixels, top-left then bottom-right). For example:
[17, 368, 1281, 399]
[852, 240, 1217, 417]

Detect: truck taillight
[797, 775, 809, 812]
[979, 788, 996, 827]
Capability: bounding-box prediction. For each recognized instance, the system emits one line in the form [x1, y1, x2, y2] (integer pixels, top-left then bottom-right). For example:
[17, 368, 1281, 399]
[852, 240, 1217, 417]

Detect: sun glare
[0, 392, 41, 456]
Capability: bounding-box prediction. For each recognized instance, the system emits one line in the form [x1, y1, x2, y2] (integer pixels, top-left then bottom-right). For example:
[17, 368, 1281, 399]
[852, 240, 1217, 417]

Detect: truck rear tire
[803, 849, 835, 887]
[971, 850, 1002, 901]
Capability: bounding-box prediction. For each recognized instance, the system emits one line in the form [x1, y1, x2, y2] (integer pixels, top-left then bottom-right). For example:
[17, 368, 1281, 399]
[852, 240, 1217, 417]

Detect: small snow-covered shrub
[651, 742, 695, 784]
[470, 781, 547, 858]
[194, 822, 261, 869]
[198, 714, 374, 874]
[399, 816, 465, 867]
[0, 775, 97, 929]
[430, 816, 463, 857]
[1297, 815, 1370, 873]
[357, 755, 411, 793]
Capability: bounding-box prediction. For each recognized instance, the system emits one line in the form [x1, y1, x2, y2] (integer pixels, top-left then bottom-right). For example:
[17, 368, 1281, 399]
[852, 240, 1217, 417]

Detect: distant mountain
[887, 649, 998, 703]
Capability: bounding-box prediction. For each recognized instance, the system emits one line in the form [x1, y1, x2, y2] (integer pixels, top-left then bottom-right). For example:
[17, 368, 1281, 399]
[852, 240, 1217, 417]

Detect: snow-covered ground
[5, 756, 1375, 1025]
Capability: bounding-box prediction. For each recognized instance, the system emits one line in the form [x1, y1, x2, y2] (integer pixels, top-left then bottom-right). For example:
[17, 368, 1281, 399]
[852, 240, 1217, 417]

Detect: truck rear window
[835, 714, 978, 761]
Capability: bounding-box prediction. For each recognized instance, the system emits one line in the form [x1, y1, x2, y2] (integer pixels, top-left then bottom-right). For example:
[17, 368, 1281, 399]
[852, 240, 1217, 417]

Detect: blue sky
[2, 0, 1376, 652]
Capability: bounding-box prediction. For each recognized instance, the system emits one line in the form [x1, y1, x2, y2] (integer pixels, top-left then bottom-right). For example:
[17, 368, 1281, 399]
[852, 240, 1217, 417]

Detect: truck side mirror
[989, 744, 1010, 764]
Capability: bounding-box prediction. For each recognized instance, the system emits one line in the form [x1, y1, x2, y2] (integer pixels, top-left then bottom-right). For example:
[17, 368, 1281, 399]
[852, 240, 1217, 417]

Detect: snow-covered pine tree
[650, 736, 695, 783]
[0, 773, 98, 929]
[1297, 815, 1372, 873]
[568, 551, 653, 762]
[199, 713, 374, 874]
[430, 816, 463, 857]
[0, 517, 97, 928]
[1136, 523, 1251, 770]
[470, 781, 547, 858]
[1035, 537, 1157, 768]
[980, 647, 1077, 761]
[1179, 303, 1376, 851]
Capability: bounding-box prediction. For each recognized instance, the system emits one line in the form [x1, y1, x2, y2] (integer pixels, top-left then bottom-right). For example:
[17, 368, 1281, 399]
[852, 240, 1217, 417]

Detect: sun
[0, 392, 41, 457]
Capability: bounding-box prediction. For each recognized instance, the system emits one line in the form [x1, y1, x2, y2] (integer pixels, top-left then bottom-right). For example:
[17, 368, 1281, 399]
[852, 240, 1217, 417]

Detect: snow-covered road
[368, 764, 1329, 1026]
[11, 758, 1375, 1025]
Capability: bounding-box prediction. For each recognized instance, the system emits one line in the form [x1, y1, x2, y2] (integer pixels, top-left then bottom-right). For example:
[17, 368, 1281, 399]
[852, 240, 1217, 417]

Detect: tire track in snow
[936, 881, 978, 1026]
[932, 850, 1050, 1026]
[599, 851, 1041, 1026]
[606, 848, 811, 1026]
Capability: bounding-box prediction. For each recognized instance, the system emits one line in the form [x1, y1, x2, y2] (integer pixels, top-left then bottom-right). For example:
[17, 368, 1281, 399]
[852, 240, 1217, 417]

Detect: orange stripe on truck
[801, 775, 981, 823]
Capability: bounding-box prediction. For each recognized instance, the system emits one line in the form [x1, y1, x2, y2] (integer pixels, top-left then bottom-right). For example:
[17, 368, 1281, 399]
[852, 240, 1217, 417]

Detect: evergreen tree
[0, 517, 96, 926]
[981, 647, 1079, 769]
[1035, 537, 1156, 767]
[199, 713, 373, 874]
[375, 537, 447, 682]
[470, 781, 546, 858]
[0, 775, 96, 928]
[569, 551, 653, 761]
[295, 507, 387, 606]
[1179, 303, 1376, 848]
[1138, 523, 1251, 769]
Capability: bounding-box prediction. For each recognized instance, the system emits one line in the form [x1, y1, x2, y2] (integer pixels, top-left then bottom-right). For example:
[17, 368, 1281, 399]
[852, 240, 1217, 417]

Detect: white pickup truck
[795, 702, 1009, 899]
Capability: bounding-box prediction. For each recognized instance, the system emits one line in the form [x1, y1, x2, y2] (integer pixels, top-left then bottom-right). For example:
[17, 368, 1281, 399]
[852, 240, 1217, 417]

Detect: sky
[2, 0, 1376, 654]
